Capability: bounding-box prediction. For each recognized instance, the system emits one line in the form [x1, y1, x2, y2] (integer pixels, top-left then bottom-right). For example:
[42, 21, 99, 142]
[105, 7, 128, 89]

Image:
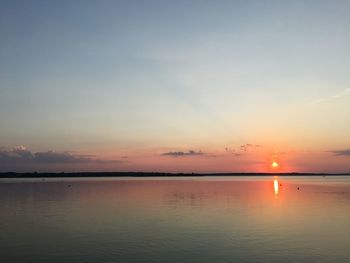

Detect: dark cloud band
[329, 149, 350, 157]
[161, 150, 204, 157]
[0, 146, 121, 164]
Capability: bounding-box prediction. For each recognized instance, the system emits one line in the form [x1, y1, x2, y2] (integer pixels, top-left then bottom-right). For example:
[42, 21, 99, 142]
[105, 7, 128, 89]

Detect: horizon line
[1, 171, 350, 178]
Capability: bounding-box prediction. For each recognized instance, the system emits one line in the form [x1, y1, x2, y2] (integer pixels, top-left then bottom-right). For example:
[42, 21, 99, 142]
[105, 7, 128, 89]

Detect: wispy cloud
[312, 88, 350, 105]
[161, 150, 204, 157]
[328, 149, 350, 157]
[332, 88, 350, 99]
[224, 144, 261, 157]
[239, 144, 262, 152]
[0, 146, 121, 164]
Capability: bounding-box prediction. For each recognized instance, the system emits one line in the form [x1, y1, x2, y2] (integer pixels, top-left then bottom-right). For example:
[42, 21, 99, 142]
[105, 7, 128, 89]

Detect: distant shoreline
[0, 172, 349, 178]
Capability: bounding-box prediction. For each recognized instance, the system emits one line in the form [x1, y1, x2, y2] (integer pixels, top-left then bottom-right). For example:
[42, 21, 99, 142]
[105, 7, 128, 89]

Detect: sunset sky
[1, 0, 349, 173]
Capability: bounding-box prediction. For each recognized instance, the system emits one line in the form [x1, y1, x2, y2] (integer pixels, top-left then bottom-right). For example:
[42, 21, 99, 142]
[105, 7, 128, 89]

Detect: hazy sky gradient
[1, 0, 349, 172]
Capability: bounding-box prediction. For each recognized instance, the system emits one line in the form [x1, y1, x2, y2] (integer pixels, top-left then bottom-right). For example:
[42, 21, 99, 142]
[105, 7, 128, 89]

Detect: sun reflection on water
[274, 176, 279, 198]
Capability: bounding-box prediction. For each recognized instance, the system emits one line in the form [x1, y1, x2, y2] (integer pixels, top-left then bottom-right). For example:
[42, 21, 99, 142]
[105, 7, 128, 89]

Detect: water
[1, 176, 350, 262]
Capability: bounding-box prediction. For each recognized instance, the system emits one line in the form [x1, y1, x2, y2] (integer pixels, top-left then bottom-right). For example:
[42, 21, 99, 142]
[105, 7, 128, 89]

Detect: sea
[1, 176, 350, 262]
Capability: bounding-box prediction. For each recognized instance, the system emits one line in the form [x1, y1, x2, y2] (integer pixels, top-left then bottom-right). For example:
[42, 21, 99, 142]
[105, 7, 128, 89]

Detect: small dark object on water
[297, 187, 300, 190]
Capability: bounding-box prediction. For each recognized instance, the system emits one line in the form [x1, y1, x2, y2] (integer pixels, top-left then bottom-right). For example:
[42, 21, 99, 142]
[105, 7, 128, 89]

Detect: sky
[0, 0, 349, 173]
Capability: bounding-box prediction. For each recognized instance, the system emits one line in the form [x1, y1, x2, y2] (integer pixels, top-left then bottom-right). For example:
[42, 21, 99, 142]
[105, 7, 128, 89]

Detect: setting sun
[271, 161, 279, 168]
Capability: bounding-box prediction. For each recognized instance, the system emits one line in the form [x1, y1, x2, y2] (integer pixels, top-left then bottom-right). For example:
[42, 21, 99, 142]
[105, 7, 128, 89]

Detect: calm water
[1, 176, 350, 263]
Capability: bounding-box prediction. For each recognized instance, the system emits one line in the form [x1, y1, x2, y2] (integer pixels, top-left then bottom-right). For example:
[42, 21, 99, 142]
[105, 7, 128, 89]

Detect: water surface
[1, 176, 350, 262]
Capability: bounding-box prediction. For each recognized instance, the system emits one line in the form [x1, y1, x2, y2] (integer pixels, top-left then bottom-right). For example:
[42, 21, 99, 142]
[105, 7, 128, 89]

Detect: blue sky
[1, 0, 349, 172]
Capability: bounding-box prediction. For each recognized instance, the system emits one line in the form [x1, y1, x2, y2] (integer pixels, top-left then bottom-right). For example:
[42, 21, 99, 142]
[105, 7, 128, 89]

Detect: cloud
[0, 146, 33, 163]
[271, 150, 294, 158]
[224, 144, 261, 156]
[328, 149, 350, 157]
[33, 151, 117, 164]
[240, 144, 261, 152]
[12, 145, 34, 159]
[312, 88, 350, 105]
[161, 150, 204, 157]
[0, 146, 121, 165]
[332, 88, 350, 99]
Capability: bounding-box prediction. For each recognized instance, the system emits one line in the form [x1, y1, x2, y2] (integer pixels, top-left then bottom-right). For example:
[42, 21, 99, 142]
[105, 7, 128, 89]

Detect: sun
[271, 161, 279, 168]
